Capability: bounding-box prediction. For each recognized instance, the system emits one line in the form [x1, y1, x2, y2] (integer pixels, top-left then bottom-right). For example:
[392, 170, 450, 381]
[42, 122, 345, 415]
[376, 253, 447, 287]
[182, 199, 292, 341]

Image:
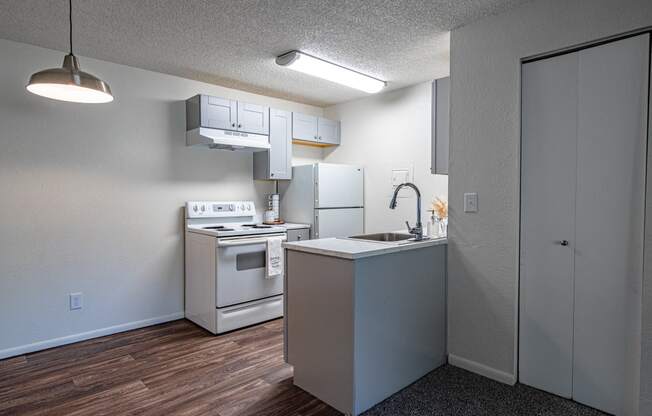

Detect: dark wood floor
[0, 319, 340, 416]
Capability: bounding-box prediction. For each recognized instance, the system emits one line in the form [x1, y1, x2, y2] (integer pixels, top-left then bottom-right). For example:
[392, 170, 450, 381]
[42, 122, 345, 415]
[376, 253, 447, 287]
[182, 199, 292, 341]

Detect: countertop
[283, 236, 447, 260]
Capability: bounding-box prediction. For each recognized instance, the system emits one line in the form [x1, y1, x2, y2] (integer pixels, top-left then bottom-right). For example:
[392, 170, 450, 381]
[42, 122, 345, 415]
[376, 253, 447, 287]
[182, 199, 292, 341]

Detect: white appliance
[185, 201, 286, 334]
[280, 163, 364, 238]
[186, 127, 270, 151]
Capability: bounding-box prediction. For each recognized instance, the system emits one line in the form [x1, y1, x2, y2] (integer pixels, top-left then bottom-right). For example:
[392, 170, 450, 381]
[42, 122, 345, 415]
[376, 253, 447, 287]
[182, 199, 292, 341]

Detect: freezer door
[314, 208, 364, 239]
[315, 164, 364, 208]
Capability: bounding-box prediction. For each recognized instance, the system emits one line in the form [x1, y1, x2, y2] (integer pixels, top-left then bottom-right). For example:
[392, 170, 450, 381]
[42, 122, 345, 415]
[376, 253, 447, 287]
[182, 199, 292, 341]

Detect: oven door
[216, 233, 286, 308]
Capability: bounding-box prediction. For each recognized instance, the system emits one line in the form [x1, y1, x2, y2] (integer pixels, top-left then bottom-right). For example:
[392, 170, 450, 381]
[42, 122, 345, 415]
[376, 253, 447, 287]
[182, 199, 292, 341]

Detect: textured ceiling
[0, 0, 527, 106]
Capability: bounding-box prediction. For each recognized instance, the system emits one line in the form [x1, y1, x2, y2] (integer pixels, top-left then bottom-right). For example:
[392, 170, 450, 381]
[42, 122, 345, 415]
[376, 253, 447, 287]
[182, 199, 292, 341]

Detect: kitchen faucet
[389, 182, 425, 241]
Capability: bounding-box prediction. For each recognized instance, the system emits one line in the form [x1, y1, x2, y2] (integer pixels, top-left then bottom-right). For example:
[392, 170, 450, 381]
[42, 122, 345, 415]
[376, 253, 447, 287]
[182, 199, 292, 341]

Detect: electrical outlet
[69, 293, 83, 310]
[464, 192, 478, 213]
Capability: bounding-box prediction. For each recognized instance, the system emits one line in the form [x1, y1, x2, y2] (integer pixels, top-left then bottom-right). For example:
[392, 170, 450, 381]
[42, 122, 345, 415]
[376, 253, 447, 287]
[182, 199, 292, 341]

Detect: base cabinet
[286, 228, 310, 242]
[285, 245, 447, 415]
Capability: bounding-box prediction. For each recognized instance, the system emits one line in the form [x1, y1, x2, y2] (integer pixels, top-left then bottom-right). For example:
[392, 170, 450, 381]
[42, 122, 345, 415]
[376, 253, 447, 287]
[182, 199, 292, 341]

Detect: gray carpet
[363, 365, 608, 416]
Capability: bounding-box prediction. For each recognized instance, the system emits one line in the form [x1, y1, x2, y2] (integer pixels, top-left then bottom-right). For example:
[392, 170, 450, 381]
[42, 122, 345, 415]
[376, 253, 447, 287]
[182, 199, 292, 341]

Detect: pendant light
[26, 0, 113, 103]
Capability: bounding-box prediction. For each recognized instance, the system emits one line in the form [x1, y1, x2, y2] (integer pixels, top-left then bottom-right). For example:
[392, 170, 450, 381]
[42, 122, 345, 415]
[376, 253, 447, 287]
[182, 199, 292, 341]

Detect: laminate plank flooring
[0, 319, 608, 416]
[0, 319, 339, 416]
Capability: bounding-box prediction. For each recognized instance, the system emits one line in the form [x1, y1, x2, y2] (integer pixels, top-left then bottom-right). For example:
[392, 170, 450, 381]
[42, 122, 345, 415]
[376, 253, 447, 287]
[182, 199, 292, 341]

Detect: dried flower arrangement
[432, 197, 448, 219]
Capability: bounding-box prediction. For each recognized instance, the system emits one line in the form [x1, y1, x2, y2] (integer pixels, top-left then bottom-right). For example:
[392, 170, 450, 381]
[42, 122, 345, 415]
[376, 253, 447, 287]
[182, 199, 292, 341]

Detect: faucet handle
[406, 221, 418, 235]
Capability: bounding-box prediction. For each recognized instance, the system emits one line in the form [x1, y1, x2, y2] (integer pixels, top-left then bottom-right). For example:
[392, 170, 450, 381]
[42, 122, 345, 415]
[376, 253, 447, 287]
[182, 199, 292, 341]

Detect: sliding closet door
[572, 34, 648, 416]
[519, 52, 578, 398]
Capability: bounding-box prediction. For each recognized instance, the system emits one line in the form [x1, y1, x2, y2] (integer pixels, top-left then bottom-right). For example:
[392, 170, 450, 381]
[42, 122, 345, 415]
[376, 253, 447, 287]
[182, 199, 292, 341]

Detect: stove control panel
[186, 201, 255, 218]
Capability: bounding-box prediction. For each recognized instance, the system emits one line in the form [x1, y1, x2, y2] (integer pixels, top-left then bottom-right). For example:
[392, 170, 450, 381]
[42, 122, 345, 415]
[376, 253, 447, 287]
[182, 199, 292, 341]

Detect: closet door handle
[559, 240, 569, 246]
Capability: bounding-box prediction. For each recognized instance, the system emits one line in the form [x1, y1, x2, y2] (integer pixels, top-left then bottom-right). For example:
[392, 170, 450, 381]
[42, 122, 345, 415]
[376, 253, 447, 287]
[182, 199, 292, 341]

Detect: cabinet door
[237, 102, 269, 134]
[269, 109, 292, 180]
[287, 228, 310, 242]
[318, 118, 340, 145]
[201, 95, 237, 130]
[292, 113, 319, 142]
[431, 77, 449, 174]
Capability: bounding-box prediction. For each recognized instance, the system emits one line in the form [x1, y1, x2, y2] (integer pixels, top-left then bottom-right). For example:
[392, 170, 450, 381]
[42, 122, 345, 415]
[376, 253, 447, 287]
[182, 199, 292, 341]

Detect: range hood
[186, 127, 271, 151]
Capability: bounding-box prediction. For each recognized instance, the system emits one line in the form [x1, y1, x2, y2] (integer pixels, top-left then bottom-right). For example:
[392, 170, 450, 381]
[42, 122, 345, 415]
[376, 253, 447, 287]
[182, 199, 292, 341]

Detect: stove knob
[193, 205, 198, 212]
[240, 204, 245, 211]
[200, 205, 206, 212]
[229, 204, 235, 211]
[247, 204, 252, 211]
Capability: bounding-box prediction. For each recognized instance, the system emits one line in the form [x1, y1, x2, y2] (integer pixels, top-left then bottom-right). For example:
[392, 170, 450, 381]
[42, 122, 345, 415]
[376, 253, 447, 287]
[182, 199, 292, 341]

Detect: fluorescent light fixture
[276, 51, 386, 93]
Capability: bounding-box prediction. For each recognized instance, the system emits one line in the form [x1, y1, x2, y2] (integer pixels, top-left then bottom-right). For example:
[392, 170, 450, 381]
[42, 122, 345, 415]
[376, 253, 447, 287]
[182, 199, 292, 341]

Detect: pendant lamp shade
[27, 54, 113, 103]
[26, 0, 113, 103]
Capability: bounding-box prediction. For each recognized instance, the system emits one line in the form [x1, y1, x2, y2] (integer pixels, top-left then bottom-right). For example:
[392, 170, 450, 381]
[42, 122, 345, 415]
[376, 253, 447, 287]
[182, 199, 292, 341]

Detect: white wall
[322, 83, 448, 233]
[448, 0, 652, 412]
[0, 38, 322, 358]
[291, 143, 324, 166]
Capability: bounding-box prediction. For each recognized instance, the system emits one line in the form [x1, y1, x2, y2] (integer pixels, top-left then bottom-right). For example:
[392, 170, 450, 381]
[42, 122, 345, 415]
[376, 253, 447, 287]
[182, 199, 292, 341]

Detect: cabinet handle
[231, 123, 236, 127]
[318, 136, 322, 140]
[559, 240, 569, 246]
[271, 173, 275, 177]
[238, 124, 242, 128]
[297, 235, 302, 240]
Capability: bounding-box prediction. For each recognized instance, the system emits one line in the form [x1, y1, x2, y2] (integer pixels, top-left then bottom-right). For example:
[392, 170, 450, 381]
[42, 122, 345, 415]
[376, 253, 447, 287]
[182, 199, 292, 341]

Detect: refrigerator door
[314, 208, 364, 239]
[315, 164, 364, 208]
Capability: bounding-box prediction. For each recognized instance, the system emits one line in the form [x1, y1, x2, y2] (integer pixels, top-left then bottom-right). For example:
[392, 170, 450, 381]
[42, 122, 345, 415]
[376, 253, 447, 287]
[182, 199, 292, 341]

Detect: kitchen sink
[348, 232, 414, 243]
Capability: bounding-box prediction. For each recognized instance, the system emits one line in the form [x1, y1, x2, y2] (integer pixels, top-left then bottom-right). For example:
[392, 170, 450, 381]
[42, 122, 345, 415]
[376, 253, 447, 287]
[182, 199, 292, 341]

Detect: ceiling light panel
[276, 51, 386, 94]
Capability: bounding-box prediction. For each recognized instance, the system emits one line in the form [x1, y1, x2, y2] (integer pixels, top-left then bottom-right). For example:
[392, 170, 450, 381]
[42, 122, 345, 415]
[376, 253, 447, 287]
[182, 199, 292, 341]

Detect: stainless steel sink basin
[348, 232, 414, 243]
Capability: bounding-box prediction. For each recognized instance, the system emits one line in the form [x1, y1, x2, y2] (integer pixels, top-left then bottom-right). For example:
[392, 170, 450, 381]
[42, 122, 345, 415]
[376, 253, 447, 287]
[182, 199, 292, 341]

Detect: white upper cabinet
[292, 113, 319, 142]
[193, 94, 269, 135]
[318, 118, 340, 145]
[201, 95, 237, 130]
[292, 112, 341, 146]
[253, 108, 292, 180]
[237, 102, 269, 135]
[431, 77, 449, 175]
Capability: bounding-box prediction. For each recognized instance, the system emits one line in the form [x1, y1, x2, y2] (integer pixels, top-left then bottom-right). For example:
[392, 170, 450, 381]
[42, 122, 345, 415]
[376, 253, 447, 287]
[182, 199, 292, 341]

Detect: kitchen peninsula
[283, 236, 448, 416]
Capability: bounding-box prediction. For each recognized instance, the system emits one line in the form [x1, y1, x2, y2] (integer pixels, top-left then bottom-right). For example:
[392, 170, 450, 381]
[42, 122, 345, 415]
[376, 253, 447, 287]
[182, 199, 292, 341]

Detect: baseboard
[448, 353, 517, 385]
[0, 312, 184, 360]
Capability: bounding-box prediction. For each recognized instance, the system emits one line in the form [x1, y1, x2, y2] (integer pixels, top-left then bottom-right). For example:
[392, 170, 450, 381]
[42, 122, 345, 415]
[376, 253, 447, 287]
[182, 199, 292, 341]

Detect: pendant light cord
[69, 0, 73, 54]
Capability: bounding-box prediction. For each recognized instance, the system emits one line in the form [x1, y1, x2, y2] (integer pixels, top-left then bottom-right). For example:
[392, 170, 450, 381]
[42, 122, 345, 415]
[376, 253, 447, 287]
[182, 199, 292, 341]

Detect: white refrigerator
[280, 163, 364, 239]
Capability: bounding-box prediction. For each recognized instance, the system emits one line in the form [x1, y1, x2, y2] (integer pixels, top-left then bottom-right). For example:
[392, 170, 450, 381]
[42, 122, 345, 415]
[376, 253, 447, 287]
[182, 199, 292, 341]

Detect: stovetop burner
[204, 226, 235, 231]
[242, 224, 273, 229]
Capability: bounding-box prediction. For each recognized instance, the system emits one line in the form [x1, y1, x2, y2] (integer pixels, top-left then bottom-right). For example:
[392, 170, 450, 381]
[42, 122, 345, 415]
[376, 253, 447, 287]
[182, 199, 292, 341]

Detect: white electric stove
[185, 201, 286, 334]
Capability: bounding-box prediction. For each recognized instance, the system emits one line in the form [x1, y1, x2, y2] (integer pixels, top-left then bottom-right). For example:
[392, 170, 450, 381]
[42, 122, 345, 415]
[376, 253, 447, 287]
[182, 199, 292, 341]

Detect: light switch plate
[390, 166, 414, 198]
[392, 169, 410, 187]
[464, 193, 478, 212]
[70, 292, 83, 310]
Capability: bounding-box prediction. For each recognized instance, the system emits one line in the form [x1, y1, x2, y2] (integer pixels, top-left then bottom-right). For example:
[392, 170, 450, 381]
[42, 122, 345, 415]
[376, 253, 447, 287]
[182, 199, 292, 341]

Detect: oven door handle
[217, 235, 287, 247]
